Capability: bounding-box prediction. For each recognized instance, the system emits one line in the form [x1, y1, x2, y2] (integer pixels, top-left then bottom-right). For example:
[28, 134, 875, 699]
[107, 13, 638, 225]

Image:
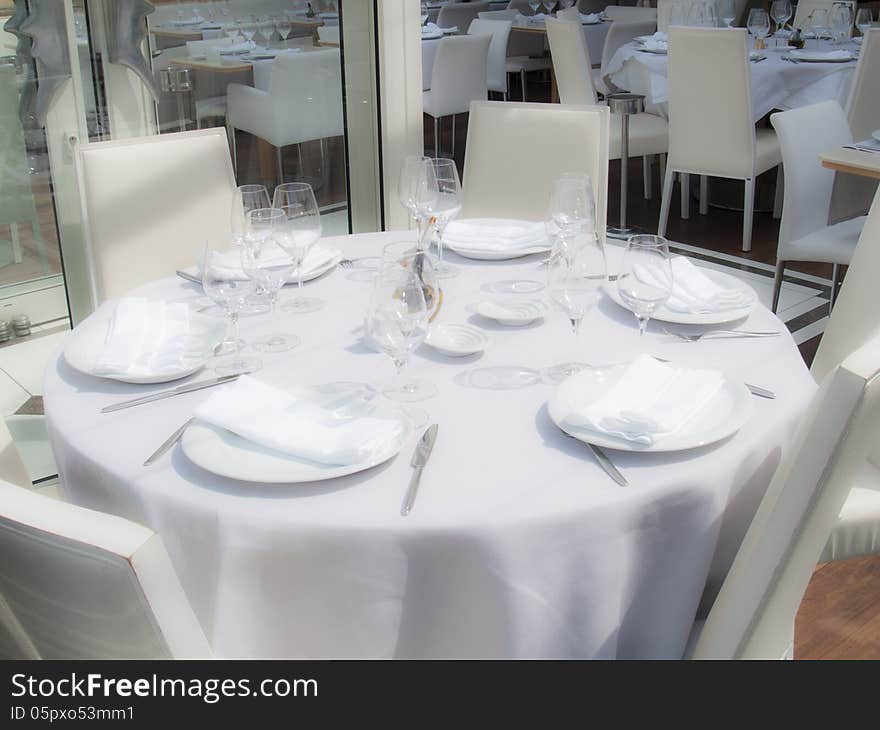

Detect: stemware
[273, 182, 324, 313]
[616, 235, 673, 338]
[366, 260, 436, 403]
[275, 18, 292, 44]
[542, 231, 607, 383]
[856, 8, 873, 36]
[202, 244, 262, 376]
[241, 208, 299, 353]
[808, 8, 830, 46]
[231, 184, 270, 246]
[720, 0, 737, 27]
[770, 0, 792, 35]
[747, 8, 771, 47]
[830, 3, 853, 44]
[424, 158, 462, 279]
[542, 1, 556, 15]
[549, 173, 597, 234]
[528, 1, 541, 15]
[397, 155, 439, 244]
[382, 242, 442, 322]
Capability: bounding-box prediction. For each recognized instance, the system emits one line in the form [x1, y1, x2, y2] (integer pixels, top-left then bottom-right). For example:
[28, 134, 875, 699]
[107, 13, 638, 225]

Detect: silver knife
[102, 374, 241, 413]
[566, 434, 627, 486]
[176, 270, 202, 285]
[144, 418, 194, 466]
[401, 424, 438, 516]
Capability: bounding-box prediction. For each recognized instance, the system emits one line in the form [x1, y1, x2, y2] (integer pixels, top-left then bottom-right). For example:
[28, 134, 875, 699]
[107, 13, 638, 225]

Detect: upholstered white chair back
[845, 28, 880, 142]
[425, 35, 491, 117]
[602, 5, 658, 23]
[811, 190, 880, 382]
[769, 101, 852, 254]
[600, 19, 658, 88]
[693, 331, 880, 659]
[545, 18, 598, 104]
[437, 1, 491, 33]
[468, 19, 513, 94]
[461, 101, 609, 242]
[76, 128, 236, 304]
[793, 0, 856, 30]
[0, 419, 29, 489]
[317, 25, 340, 44]
[267, 50, 343, 142]
[0, 479, 211, 659]
[667, 27, 755, 178]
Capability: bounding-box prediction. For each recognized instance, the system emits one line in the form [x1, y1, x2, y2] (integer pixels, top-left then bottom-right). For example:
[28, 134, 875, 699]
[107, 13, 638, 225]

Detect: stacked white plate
[442, 218, 550, 260]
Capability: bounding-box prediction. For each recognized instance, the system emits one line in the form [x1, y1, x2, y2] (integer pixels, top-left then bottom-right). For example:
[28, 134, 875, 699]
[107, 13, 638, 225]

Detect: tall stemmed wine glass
[397, 155, 439, 244]
[747, 8, 771, 47]
[548, 172, 597, 238]
[366, 259, 436, 403]
[830, 2, 853, 44]
[770, 0, 792, 36]
[424, 158, 462, 278]
[808, 8, 830, 46]
[241, 208, 299, 353]
[542, 1, 556, 15]
[543, 230, 607, 383]
[720, 0, 737, 27]
[856, 8, 873, 37]
[616, 234, 673, 339]
[202, 244, 262, 376]
[231, 184, 270, 246]
[273, 182, 324, 313]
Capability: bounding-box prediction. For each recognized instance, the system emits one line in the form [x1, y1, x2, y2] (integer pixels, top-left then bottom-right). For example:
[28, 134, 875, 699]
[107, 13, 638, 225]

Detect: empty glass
[617, 235, 673, 338]
[202, 244, 262, 376]
[549, 173, 597, 233]
[231, 185, 271, 246]
[275, 18, 292, 44]
[542, 1, 556, 15]
[242, 208, 299, 353]
[747, 8, 771, 45]
[720, 0, 737, 27]
[856, 8, 873, 36]
[830, 3, 853, 44]
[398, 155, 439, 244]
[366, 260, 436, 403]
[543, 231, 607, 383]
[808, 8, 830, 45]
[381, 242, 442, 322]
[425, 158, 462, 278]
[273, 182, 324, 313]
[770, 0, 792, 34]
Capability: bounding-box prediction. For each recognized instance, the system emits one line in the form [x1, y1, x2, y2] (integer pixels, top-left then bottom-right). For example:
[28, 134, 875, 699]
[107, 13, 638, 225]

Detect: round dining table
[43, 231, 816, 659]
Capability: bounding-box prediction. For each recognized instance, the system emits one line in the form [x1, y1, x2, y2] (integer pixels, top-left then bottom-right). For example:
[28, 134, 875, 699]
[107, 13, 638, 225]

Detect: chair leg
[680, 172, 690, 219]
[227, 124, 238, 177]
[699, 175, 708, 215]
[830, 263, 841, 313]
[773, 164, 784, 220]
[642, 156, 652, 200]
[521, 69, 527, 101]
[451, 113, 456, 158]
[658, 164, 674, 237]
[771, 260, 785, 313]
[434, 116, 440, 156]
[659, 153, 667, 182]
[297, 143, 305, 179]
[742, 177, 755, 252]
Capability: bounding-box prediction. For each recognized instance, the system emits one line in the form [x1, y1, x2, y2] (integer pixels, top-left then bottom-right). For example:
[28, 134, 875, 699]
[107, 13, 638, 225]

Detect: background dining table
[43, 231, 816, 659]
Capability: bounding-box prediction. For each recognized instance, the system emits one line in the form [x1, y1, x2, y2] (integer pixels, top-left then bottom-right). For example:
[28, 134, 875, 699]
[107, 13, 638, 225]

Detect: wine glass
[720, 0, 737, 27]
[830, 3, 853, 44]
[241, 208, 299, 353]
[272, 182, 324, 313]
[542, 1, 556, 15]
[241, 18, 256, 46]
[770, 0, 792, 35]
[617, 235, 673, 338]
[275, 18, 292, 44]
[366, 260, 436, 403]
[382, 241, 442, 322]
[549, 173, 597, 234]
[231, 185, 270, 246]
[808, 8, 830, 46]
[543, 231, 607, 383]
[424, 158, 462, 279]
[397, 155, 439, 244]
[747, 8, 771, 46]
[202, 244, 262, 376]
[856, 8, 873, 37]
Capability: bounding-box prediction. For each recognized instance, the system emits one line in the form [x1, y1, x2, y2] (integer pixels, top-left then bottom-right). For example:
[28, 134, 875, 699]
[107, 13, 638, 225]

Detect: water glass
[273, 182, 324, 313]
[397, 155, 439, 244]
[231, 185, 270, 246]
[747, 8, 771, 45]
[617, 235, 673, 338]
[425, 158, 462, 278]
[856, 8, 873, 36]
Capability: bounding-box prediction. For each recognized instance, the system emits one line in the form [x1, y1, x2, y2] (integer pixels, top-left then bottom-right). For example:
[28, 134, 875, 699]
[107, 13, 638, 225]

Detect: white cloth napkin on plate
[200, 243, 339, 282]
[443, 218, 548, 252]
[789, 49, 852, 61]
[423, 22, 441, 34]
[93, 298, 213, 377]
[220, 41, 253, 55]
[580, 12, 601, 23]
[633, 256, 753, 314]
[563, 355, 725, 446]
[643, 39, 668, 52]
[194, 376, 406, 466]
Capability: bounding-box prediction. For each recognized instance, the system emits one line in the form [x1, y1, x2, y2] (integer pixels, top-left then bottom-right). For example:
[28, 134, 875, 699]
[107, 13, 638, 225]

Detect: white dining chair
[437, 1, 491, 33]
[0, 419, 30, 489]
[546, 18, 668, 199]
[461, 100, 610, 243]
[596, 18, 658, 96]
[601, 5, 658, 23]
[182, 38, 235, 128]
[658, 27, 782, 252]
[792, 0, 856, 31]
[468, 18, 514, 99]
[227, 48, 343, 186]
[317, 25, 340, 44]
[0, 479, 211, 659]
[768, 101, 863, 313]
[689, 329, 880, 659]
[423, 34, 492, 156]
[499, 1, 554, 101]
[76, 128, 236, 304]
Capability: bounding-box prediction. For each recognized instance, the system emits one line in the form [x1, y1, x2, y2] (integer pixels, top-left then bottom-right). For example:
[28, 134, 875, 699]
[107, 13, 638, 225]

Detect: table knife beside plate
[401, 424, 438, 516]
[102, 374, 242, 413]
[144, 417, 195, 466]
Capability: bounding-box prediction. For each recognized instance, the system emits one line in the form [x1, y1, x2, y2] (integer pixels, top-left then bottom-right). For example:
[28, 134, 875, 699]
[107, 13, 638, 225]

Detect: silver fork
[663, 327, 781, 343]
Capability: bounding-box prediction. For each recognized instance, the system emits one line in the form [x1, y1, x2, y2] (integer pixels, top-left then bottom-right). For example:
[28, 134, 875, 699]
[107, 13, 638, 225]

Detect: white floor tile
[0, 330, 70, 395]
[0, 372, 29, 417]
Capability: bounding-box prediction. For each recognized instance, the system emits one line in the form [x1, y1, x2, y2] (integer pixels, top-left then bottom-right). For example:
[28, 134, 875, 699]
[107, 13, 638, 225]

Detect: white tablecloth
[44, 232, 816, 659]
[606, 38, 857, 120]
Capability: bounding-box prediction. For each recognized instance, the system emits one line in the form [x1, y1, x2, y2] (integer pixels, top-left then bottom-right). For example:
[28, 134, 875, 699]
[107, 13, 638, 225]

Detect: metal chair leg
[773, 164, 784, 220]
[434, 116, 440, 156]
[520, 68, 527, 101]
[658, 164, 674, 236]
[227, 124, 237, 177]
[771, 260, 785, 313]
[642, 156, 652, 200]
[275, 145, 284, 187]
[742, 177, 755, 252]
[451, 114, 455, 158]
[830, 263, 841, 313]
[680, 172, 690, 219]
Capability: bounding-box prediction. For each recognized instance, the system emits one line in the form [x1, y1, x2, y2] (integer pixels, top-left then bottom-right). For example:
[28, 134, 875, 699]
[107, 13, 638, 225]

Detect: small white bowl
[474, 298, 545, 326]
[426, 323, 490, 357]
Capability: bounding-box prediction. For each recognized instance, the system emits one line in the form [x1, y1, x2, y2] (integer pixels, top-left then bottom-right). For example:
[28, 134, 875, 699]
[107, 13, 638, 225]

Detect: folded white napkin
[749, 50, 766, 60]
[172, 16, 205, 26]
[580, 12, 601, 23]
[438, 25, 458, 33]
[423, 22, 441, 34]
[789, 49, 852, 61]
[200, 243, 339, 282]
[94, 298, 220, 377]
[650, 31, 668, 42]
[194, 376, 406, 465]
[220, 41, 254, 55]
[443, 218, 548, 252]
[642, 39, 668, 52]
[635, 256, 754, 314]
[563, 355, 725, 446]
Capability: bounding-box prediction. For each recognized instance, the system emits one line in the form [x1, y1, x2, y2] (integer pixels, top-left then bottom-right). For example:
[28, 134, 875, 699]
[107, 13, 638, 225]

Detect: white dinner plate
[184, 246, 342, 285]
[786, 52, 855, 63]
[548, 364, 753, 453]
[603, 267, 758, 325]
[180, 389, 412, 484]
[425, 323, 490, 356]
[472, 298, 546, 326]
[63, 310, 223, 385]
[638, 47, 668, 55]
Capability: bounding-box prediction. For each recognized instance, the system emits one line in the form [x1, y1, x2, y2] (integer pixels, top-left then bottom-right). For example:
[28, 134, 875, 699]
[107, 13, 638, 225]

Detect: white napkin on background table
[788, 49, 853, 61]
[194, 243, 339, 282]
[443, 219, 548, 252]
[220, 41, 254, 55]
[563, 355, 725, 446]
[580, 12, 601, 23]
[194, 376, 406, 466]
